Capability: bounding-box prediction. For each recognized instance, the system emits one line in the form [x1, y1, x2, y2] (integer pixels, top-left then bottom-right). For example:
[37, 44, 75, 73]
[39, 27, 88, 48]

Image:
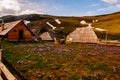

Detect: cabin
[66, 26, 99, 43]
[0, 20, 34, 41]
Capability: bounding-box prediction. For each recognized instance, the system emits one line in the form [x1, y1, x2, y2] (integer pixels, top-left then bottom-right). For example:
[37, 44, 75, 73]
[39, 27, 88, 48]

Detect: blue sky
[0, 0, 120, 16]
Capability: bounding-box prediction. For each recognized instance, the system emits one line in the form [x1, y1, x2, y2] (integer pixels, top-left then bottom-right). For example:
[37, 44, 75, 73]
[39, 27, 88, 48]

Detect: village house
[0, 20, 34, 41]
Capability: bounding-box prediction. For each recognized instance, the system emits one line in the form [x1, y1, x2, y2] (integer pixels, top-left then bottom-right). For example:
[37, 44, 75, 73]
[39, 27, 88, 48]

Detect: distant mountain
[0, 12, 120, 40]
[0, 14, 47, 22]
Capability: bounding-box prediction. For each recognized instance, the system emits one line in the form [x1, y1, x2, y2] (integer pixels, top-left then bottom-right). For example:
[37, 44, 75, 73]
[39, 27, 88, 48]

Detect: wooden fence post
[0, 48, 17, 80]
[0, 49, 2, 61]
[0, 48, 3, 80]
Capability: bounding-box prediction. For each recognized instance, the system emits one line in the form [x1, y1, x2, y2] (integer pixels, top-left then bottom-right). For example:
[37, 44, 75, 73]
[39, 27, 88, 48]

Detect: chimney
[0, 19, 4, 32]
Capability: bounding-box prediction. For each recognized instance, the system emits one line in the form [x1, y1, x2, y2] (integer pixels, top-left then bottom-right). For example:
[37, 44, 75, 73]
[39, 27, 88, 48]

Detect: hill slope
[0, 12, 120, 40]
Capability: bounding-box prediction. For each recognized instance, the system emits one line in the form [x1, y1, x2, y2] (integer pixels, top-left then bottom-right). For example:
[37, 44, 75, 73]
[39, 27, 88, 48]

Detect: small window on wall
[14, 30, 16, 32]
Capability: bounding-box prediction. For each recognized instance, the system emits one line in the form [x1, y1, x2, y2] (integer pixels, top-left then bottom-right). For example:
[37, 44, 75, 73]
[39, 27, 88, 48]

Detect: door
[19, 30, 23, 39]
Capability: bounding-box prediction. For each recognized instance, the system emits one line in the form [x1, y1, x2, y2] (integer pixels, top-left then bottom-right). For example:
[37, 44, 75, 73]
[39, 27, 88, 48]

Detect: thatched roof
[66, 27, 99, 43]
[39, 31, 57, 40]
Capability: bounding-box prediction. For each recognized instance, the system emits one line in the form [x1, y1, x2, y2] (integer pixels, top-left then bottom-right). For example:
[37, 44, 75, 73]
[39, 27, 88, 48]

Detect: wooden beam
[0, 49, 2, 61]
[0, 75, 3, 80]
[0, 62, 17, 80]
[0, 49, 2, 80]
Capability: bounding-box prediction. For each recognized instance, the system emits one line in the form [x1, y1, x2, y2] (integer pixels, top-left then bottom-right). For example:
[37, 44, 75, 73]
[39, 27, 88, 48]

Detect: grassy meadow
[1, 41, 120, 80]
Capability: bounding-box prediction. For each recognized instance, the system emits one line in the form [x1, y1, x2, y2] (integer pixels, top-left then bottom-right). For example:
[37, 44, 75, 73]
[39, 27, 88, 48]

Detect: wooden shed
[0, 20, 33, 41]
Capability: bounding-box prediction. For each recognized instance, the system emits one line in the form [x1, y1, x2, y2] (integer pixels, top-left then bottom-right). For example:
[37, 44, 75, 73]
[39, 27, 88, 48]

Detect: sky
[0, 0, 120, 16]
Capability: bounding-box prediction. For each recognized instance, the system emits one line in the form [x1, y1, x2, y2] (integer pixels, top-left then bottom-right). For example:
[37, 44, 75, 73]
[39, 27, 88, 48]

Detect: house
[0, 20, 34, 41]
[66, 27, 99, 43]
[39, 31, 57, 41]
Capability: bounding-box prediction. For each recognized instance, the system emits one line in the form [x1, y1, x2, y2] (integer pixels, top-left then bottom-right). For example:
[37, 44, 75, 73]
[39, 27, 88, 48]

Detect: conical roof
[66, 27, 99, 43]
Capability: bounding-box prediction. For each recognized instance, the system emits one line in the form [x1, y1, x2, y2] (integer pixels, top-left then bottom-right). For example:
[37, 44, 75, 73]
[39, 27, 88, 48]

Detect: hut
[0, 20, 33, 41]
[66, 27, 99, 43]
[39, 31, 57, 41]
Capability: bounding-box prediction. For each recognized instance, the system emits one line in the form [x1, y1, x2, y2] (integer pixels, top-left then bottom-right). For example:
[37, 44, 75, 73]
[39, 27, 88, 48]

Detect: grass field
[1, 41, 120, 80]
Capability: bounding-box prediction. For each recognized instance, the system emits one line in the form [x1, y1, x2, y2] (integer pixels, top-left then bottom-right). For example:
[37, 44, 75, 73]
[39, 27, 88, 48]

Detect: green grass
[68, 74, 79, 80]
[1, 41, 120, 80]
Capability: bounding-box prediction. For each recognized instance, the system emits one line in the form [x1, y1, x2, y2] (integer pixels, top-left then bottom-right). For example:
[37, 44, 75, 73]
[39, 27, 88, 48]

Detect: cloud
[91, 3, 100, 7]
[101, 0, 118, 4]
[97, 6, 115, 11]
[86, 5, 117, 15]
[116, 4, 120, 8]
[19, 10, 43, 15]
[0, 0, 20, 15]
[18, 0, 45, 15]
[1, 7, 17, 14]
[0, 0, 20, 10]
[87, 0, 120, 15]
[0, 0, 60, 16]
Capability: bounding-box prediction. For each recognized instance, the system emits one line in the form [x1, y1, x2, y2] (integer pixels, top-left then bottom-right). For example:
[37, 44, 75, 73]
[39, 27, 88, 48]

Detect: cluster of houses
[0, 20, 99, 43]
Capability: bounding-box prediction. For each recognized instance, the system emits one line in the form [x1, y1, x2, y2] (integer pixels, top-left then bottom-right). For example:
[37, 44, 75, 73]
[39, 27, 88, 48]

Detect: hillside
[29, 12, 120, 40]
[93, 12, 120, 40]
[93, 12, 120, 34]
[0, 12, 120, 40]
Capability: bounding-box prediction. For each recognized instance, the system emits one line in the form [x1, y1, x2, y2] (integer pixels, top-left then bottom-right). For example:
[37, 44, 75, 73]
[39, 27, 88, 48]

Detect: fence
[0, 49, 27, 80]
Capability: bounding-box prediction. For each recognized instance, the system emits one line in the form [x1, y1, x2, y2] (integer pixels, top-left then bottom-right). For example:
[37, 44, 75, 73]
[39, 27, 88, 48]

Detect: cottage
[66, 27, 99, 43]
[0, 20, 33, 41]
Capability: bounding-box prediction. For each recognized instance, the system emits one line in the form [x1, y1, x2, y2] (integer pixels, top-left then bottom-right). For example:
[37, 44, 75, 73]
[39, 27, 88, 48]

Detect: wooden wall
[7, 21, 33, 41]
